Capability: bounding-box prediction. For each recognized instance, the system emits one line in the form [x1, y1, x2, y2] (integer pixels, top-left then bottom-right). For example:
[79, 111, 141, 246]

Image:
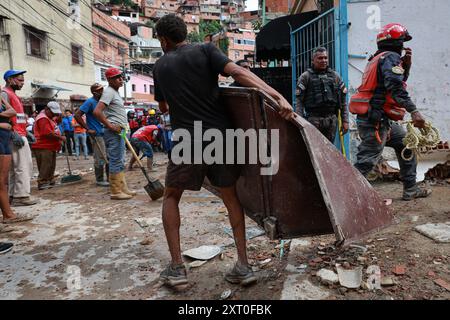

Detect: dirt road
[0, 152, 449, 300]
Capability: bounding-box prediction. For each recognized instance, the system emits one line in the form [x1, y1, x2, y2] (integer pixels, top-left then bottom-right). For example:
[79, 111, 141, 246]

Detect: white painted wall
[347, 0, 450, 139]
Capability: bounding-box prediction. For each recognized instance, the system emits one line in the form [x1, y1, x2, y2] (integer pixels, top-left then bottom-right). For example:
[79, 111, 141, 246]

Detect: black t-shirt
[153, 43, 233, 133]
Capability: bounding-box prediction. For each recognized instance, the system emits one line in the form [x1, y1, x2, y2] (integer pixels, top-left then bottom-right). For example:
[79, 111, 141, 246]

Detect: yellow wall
[0, 0, 95, 100]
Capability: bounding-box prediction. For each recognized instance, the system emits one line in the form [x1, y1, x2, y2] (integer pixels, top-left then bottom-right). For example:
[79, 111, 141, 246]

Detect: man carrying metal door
[349, 23, 431, 201]
[296, 47, 349, 143]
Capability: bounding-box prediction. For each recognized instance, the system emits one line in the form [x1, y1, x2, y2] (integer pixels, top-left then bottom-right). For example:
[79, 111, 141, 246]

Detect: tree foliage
[187, 20, 224, 44]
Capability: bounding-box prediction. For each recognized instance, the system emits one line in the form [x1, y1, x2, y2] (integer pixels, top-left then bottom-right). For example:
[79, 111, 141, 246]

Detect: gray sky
[246, 0, 259, 11]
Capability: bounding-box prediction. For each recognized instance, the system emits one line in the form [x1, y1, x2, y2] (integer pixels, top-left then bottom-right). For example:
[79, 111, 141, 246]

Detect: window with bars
[71, 43, 84, 65]
[24, 26, 48, 59]
[0, 18, 5, 52]
[100, 68, 107, 81]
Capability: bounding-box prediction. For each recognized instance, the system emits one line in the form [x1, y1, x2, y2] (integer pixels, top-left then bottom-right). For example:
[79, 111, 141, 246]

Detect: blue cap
[4, 70, 26, 81]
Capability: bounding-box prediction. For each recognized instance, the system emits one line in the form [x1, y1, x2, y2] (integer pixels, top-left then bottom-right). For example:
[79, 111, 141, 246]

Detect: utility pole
[120, 47, 127, 102]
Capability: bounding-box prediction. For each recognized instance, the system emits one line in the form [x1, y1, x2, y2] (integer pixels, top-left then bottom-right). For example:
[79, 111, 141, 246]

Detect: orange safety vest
[349, 52, 406, 121]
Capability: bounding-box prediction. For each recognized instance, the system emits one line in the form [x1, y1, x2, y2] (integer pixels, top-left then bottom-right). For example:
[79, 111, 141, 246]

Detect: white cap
[47, 101, 62, 114]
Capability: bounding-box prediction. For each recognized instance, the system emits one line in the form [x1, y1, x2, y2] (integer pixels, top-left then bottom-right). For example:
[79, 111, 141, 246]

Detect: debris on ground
[381, 276, 397, 287]
[223, 226, 265, 240]
[140, 238, 153, 246]
[336, 264, 363, 289]
[316, 269, 339, 285]
[415, 223, 450, 243]
[182, 245, 222, 260]
[188, 260, 208, 269]
[220, 289, 232, 300]
[134, 217, 162, 229]
[434, 279, 450, 292]
[393, 265, 407, 276]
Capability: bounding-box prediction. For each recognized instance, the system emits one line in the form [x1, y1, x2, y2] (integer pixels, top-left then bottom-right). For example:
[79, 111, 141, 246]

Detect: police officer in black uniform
[352, 23, 431, 201]
[296, 47, 349, 143]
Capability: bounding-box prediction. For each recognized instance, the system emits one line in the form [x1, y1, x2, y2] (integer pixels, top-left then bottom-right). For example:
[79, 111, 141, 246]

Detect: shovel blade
[144, 179, 165, 201]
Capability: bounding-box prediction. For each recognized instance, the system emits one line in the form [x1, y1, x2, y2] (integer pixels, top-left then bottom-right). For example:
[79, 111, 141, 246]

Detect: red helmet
[377, 23, 412, 43]
[105, 67, 123, 79]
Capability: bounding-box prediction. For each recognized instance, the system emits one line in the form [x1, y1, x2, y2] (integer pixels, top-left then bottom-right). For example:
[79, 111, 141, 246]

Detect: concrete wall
[0, 0, 95, 100]
[131, 73, 154, 102]
[348, 0, 450, 139]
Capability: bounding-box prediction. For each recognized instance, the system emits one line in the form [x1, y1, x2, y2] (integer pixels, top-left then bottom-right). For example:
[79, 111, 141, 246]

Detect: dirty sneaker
[225, 263, 257, 286]
[11, 197, 39, 207]
[0, 242, 13, 254]
[160, 264, 188, 287]
[402, 186, 432, 201]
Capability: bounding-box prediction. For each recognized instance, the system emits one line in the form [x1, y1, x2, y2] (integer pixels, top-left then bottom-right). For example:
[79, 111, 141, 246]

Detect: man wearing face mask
[2, 70, 39, 207]
[296, 47, 349, 143]
[350, 23, 431, 201]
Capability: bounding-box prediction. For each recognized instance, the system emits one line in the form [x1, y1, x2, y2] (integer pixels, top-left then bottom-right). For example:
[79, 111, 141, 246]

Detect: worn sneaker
[225, 263, 257, 286]
[402, 186, 432, 201]
[38, 183, 53, 190]
[160, 264, 188, 287]
[11, 197, 39, 207]
[0, 242, 13, 254]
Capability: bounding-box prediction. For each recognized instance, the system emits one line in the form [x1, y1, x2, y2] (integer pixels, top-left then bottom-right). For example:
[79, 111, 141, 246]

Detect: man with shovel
[153, 14, 293, 289]
[93, 68, 136, 200]
[75, 83, 109, 187]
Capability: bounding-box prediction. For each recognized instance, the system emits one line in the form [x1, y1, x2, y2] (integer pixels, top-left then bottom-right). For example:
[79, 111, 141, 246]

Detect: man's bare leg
[162, 187, 184, 265]
[0, 155, 16, 220]
[219, 185, 248, 266]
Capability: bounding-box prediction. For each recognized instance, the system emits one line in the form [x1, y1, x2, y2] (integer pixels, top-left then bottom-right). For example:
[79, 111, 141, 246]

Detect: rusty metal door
[215, 87, 393, 245]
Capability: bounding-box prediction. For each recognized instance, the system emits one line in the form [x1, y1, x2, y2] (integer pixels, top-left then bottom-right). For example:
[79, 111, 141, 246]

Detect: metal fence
[290, 8, 337, 108]
[290, 2, 350, 157]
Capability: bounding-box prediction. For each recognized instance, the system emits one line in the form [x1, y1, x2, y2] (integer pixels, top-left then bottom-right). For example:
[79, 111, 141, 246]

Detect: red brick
[393, 265, 406, 275]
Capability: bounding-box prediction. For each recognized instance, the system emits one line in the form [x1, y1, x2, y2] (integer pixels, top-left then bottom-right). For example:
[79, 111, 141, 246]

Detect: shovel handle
[91, 134, 109, 165]
[123, 135, 144, 168]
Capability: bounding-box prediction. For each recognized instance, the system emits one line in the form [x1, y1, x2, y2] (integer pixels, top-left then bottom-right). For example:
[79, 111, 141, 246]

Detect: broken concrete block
[415, 222, 450, 243]
[336, 265, 363, 289]
[381, 276, 396, 287]
[281, 277, 329, 300]
[317, 269, 339, 285]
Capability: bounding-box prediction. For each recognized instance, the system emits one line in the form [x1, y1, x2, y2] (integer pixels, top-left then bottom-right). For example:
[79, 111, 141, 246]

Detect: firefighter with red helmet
[350, 23, 431, 201]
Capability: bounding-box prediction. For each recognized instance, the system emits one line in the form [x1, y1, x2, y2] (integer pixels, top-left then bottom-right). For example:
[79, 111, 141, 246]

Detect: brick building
[92, 7, 132, 99]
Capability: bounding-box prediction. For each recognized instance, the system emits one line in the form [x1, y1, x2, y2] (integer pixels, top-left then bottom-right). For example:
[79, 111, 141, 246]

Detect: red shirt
[3, 87, 27, 137]
[32, 111, 61, 151]
[132, 125, 158, 144]
[129, 119, 139, 130]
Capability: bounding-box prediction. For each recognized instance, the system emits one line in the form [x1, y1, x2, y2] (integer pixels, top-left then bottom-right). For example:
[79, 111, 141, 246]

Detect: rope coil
[401, 121, 440, 161]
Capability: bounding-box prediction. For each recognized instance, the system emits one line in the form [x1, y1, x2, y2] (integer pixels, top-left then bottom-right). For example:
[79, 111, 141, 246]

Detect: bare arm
[93, 101, 121, 133]
[0, 123, 12, 130]
[159, 101, 168, 114]
[224, 62, 293, 120]
[74, 109, 95, 135]
[0, 93, 17, 119]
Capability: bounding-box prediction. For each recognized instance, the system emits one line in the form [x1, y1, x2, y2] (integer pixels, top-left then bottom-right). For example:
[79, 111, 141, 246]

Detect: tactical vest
[303, 68, 339, 112]
[349, 52, 406, 121]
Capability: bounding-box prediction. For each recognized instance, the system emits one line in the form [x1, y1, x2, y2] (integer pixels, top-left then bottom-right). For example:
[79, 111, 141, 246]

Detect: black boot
[95, 166, 109, 187]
